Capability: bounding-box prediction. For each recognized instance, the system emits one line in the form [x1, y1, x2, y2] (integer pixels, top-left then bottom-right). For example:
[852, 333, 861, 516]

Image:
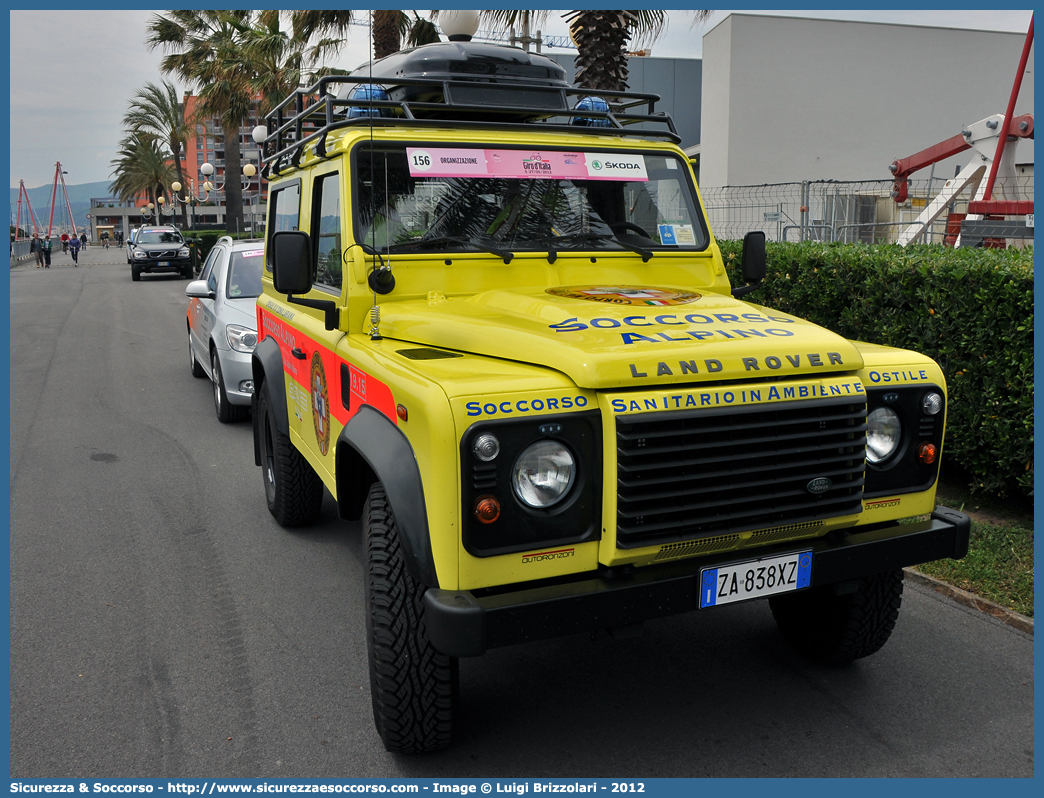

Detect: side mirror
[741, 230, 766, 284]
[271, 230, 312, 295]
[733, 231, 766, 298]
[185, 280, 214, 299]
[272, 230, 341, 331]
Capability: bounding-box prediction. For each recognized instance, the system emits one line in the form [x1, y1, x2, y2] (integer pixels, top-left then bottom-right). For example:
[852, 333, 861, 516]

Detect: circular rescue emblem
[546, 285, 701, 306]
[310, 352, 331, 456]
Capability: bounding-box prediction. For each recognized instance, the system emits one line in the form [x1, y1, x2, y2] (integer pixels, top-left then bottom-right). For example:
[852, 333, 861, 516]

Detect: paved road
[9, 245, 1034, 778]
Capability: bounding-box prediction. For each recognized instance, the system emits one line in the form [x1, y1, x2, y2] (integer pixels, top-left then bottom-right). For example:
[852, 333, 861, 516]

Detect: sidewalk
[10, 240, 127, 270]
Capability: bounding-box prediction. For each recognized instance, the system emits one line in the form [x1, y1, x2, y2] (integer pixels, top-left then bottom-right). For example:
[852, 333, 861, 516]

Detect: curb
[904, 568, 1034, 635]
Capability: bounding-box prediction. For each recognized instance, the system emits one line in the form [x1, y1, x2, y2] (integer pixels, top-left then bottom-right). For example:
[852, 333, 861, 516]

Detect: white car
[186, 237, 264, 422]
[125, 227, 139, 264]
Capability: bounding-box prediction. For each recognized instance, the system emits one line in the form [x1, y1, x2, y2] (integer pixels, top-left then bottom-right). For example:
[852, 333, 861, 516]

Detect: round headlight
[866, 407, 902, 464]
[512, 440, 576, 508]
[921, 391, 943, 416]
[472, 433, 500, 462]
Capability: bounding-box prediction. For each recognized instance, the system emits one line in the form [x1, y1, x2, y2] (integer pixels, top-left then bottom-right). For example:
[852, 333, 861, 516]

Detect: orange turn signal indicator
[917, 442, 937, 465]
[473, 495, 501, 524]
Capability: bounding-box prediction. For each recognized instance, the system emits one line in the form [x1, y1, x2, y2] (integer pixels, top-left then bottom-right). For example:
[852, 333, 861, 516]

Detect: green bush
[183, 230, 262, 264]
[719, 240, 1034, 497]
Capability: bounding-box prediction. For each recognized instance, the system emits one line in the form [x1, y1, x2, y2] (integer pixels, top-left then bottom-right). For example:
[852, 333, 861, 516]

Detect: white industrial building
[687, 13, 1034, 243]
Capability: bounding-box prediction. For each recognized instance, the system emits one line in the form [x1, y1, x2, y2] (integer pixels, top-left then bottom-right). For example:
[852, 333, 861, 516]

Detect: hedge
[183, 230, 262, 265]
[719, 240, 1034, 497]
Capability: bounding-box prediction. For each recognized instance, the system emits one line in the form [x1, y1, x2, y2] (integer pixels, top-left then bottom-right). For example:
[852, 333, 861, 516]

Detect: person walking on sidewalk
[80, 232, 88, 249]
[68, 233, 81, 265]
[60, 232, 69, 253]
[41, 236, 52, 268]
[30, 233, 44, 267]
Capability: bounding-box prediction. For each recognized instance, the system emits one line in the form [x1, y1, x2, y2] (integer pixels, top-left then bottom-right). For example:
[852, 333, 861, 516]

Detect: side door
[189, 245, 224, 369]
[198, 246, 226, 371]
[296, 166, 344, 479]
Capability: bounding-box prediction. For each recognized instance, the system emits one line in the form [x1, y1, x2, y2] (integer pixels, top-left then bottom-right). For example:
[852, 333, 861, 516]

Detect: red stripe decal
[258, 307, 397, 426]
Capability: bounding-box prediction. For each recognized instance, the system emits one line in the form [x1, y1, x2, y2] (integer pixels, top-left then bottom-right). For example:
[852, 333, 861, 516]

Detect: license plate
[157, 261, 168, 266]
[699, 551, 812, 608]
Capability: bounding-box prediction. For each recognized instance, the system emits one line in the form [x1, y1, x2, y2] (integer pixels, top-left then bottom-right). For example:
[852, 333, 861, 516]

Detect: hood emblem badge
[806, 477, 832, 495]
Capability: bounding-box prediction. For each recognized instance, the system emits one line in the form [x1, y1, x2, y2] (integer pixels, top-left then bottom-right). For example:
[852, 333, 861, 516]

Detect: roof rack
[261, 73, 680, 178]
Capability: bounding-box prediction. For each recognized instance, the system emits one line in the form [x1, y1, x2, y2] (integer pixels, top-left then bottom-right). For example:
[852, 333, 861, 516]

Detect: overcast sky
[8, 9, 1035, 190]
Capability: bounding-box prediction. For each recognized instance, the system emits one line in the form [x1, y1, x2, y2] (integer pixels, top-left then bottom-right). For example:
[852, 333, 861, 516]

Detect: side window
[266, 182, 301, 272]
[199, 247, 221, 283]
[206, 249, 223, 294]
[313, 173, 342, 290]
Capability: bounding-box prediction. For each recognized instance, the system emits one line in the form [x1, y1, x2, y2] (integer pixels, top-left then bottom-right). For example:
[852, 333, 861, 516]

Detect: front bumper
[424, 506, 970, 657]
[217, 347, 255, 406]
[137, 258, 192, 274]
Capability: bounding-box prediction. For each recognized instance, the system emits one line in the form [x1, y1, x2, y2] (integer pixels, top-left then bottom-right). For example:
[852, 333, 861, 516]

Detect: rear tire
[257, 387, 323, 526]
[364, 482, 456, 753]
[770, 569, 904, 664]
[212, 350, 246, 423]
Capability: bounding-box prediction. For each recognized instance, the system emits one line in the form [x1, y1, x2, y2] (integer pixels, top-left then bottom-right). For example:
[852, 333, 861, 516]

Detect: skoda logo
[807, 477, 832, 495]
[591, 160, 602, 170]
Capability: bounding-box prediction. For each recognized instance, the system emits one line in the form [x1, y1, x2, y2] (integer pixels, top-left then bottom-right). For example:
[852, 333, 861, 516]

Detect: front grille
[148, 249, 180, 259]
[616, 397, 866, 548]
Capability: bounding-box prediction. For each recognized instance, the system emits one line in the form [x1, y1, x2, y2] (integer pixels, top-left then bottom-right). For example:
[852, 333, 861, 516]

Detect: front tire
[188, 331, 205, 378]
[770, 569, 904, 664]
[131, 264, 141, 281]
[212, 350, 246, 423]
[257, 387, 323, 526]
[364, 483, 456, 753]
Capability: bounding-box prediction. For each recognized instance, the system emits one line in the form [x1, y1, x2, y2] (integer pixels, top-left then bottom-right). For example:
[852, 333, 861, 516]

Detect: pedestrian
[61, 232, 69, 253]
[68, 232, 81, 265]
[42, 236, 52, 268]
[80, 232, 88, 249]
[31, 233, 44, 267]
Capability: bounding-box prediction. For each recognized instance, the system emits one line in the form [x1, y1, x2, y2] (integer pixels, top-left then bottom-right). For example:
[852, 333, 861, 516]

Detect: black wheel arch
[251, 335, 289, 466]
[338, 405, 438, 588]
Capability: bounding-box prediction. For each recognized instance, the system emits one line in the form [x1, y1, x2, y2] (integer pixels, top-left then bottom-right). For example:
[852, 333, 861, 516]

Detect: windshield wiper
[534, 232, 653, 263]
[384, 235, 514, 263]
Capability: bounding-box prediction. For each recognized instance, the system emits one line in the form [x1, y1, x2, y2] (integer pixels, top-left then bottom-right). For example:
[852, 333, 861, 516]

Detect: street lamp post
[167, 177, 211, 230]
[195, 133, 263, 236]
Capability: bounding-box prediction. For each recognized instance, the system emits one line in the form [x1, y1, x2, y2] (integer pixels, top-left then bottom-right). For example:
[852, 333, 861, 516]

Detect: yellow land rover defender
[251, 41, 970, 753]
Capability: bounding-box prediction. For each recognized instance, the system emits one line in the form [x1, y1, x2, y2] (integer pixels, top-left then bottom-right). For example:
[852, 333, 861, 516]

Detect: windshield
[226, 248, 264, 299]
[136, 230, 183, 245]
[352, 144, 708, 254]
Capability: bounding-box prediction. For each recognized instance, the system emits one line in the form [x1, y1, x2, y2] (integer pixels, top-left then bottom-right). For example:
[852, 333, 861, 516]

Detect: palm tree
[123, 81, 192, 228]
[293, 10, 439, 66]
[109, 134, 175, 213]
[291, 10, 357, 64]
[372, 10, 402, 59]
[563, 10, 713, 92]
[147, 10, 254, 234]
[240, 10, 309, 113]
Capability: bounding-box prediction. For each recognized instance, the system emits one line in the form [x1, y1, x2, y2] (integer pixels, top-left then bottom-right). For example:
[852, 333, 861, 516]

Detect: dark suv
[129, 225, 192, 280]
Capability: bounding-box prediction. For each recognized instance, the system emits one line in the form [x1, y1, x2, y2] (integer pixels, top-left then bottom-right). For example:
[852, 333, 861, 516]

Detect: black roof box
[340, 41, 570, 116]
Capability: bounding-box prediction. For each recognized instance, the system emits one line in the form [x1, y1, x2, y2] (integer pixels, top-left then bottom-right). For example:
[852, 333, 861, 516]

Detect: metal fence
[700, 175, 1034, 245]
[9, 236, 62, 266]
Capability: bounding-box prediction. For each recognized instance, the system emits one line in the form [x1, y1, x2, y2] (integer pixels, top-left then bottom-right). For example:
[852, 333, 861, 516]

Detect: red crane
[890, 14, 1034, 246]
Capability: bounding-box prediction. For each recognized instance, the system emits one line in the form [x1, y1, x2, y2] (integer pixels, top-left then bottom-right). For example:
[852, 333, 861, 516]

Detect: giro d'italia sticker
[310, 352, 331, 456]
[546, 285, 701, 306]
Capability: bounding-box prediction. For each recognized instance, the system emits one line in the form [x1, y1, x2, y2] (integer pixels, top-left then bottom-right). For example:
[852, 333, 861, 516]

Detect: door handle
[291, 347, 307, 360]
